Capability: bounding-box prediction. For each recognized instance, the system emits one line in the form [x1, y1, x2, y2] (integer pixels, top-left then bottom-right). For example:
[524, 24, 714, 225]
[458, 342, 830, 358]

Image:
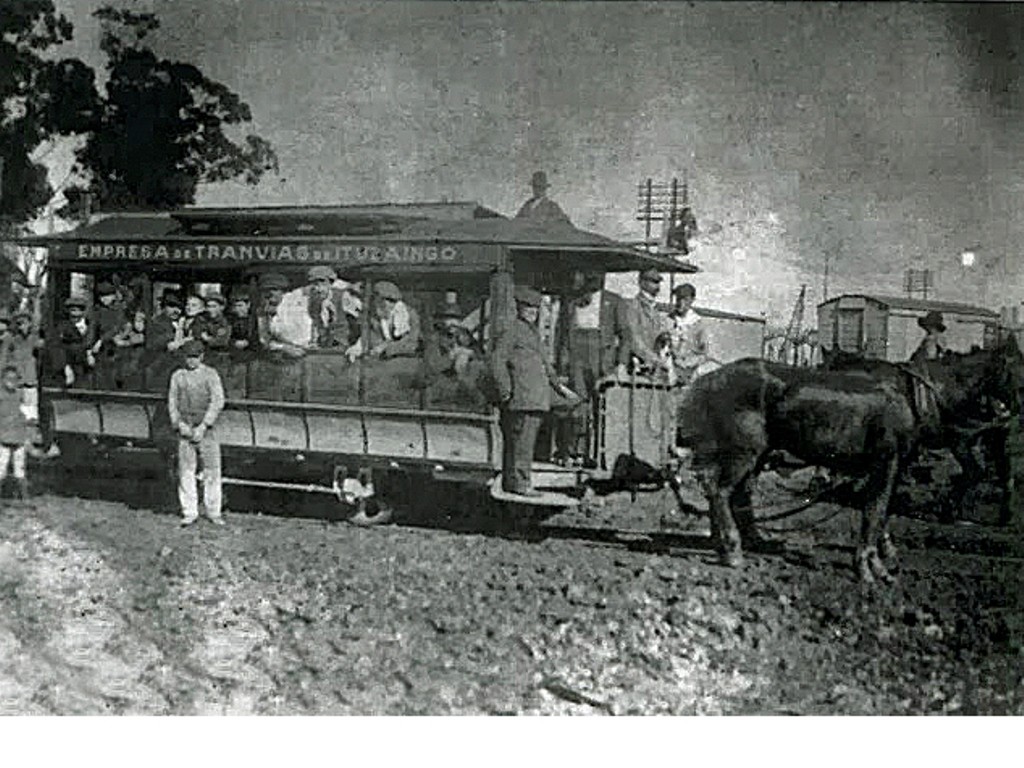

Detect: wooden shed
[817, 294, 999, 361]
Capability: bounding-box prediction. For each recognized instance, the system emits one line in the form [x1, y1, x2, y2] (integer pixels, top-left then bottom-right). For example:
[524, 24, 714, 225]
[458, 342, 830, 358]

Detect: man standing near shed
[515, 171, 571, 224]
[168, 339, 226, 527]
[492, 285, 569, 497]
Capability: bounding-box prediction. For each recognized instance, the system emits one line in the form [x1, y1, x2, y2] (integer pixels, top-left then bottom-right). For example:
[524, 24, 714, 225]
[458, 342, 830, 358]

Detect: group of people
[492, 270, 713, 498]
[0, 308, 42, 506]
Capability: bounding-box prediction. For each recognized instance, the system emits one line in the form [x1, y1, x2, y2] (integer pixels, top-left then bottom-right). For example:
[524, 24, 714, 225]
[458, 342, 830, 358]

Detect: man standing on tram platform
[515, 171, 571, 225]
[619, 269, 670, 374]
[667, 282, 710, 386]
[492, 285, 571, 497]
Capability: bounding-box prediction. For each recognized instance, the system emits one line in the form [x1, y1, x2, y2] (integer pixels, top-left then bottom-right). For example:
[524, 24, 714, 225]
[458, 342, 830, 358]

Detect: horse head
[929, 335, 1022, 427]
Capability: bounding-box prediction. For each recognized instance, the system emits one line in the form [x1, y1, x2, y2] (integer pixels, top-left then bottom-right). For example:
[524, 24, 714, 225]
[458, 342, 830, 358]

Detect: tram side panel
[41, 266, 502, 485]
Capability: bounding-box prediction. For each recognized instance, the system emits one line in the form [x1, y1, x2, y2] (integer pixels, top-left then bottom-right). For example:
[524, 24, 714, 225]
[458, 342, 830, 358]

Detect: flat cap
[672, 282, 696, 298]
[259, 272, 290, 290]
[513, 285, 543, 307]
[307, 265, 337, 283]
[204, 291, 226, 305]
[161, 291, 183, 308]
[181, 339, 205, 357]
[65, 294, 89, 309]
[373, 281, 402, 301]
[639, 268, 662, 283]
[96, 281, 116, 296]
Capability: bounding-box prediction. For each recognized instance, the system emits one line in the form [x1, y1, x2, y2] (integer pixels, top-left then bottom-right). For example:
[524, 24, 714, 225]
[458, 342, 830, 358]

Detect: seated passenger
[228, 290, 255, 353]
[346, 281, 421, 361]
[182, 293, 205, 339]
[93, 281, 126, 386]
[426, 296, 478, 379]
[112, 309, 146, 390]
[144, 291, 188, 391]
[255, 273, 304, 358]
[194, 292, 232, 353]
[270, 266, 356, 351]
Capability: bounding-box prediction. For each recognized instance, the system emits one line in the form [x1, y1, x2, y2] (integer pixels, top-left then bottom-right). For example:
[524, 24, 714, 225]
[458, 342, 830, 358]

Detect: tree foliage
[63, 7, 278, 215]
[0, 0, 99, 224]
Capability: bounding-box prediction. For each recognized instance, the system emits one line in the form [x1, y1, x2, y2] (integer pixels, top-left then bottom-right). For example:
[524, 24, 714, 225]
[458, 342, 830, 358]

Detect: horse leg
[856, 453, 900, 584]
[731, 471, 778, 552]
[698, 456, 759, 568]
[946, 437, 982, 524]
[980, 426, 1015, 527]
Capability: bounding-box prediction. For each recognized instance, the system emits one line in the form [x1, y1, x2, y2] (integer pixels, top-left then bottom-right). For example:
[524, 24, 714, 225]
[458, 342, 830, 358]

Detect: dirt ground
[0, 463, 1021, 715]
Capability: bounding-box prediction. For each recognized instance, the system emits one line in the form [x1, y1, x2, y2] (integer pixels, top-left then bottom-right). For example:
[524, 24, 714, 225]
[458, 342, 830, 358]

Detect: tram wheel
[347, 496, 395, 527]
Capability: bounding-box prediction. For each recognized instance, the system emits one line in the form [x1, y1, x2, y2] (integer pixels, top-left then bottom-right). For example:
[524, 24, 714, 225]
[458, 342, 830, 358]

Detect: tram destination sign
[64, 241, 474, 266]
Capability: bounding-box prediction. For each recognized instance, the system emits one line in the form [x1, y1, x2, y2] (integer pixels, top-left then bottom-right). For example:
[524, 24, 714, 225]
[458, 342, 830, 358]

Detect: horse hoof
[744, 535, 785, 555]
[718, 549, 745, 568]
[878, 534, 898, 562]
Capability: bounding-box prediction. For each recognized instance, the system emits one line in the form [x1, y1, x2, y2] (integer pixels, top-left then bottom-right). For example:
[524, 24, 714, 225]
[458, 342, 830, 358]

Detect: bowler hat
[639, 268, 662, 283]
[181, 339, 205, 357]
[918, 310, 946, 333]
[65, 294, 89, 309]
[307, 265, 337, 283]
[259, 272, 290, 290]
[531, 171, 550, 189]
[373, 281, 402, 301]
[513, 285, 543, 307]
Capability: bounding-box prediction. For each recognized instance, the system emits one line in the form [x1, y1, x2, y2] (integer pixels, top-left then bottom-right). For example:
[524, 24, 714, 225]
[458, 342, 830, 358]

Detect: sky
[43, 1, 1024, 323]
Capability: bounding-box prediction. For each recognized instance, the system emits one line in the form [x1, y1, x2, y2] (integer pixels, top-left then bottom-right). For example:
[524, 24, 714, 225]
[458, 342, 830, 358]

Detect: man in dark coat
[93, 281, 126, 389]
[492, 285, 567, 496]
[145, 290, 187, 393]
[515, 171, 571, 224]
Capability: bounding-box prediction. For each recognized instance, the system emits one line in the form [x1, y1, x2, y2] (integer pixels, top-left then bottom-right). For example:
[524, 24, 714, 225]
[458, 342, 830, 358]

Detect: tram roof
[12, 207, 699, 274]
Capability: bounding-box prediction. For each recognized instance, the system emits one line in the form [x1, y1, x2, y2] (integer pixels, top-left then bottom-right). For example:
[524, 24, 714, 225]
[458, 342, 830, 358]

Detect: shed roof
[818, 293, 998, 319]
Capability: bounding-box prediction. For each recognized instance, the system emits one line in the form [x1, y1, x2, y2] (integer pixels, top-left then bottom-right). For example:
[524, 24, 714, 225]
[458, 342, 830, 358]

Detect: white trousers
[0, 444, 27, 481]
[177, 433, 222, 521]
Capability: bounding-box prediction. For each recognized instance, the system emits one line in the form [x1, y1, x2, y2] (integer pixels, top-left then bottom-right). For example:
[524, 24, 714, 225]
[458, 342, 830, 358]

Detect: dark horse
[676, 336, 1021, 583]
[820, 346, 1019, 525]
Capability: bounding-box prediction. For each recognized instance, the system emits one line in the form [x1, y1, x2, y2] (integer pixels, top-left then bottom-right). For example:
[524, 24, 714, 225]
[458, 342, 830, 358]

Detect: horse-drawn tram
[16, 205, 699, 521]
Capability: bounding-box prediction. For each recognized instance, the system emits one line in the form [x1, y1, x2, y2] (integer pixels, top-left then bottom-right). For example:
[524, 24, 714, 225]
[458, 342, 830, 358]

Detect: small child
[0, 365, 32, 506]
[653, 331, 677, 387]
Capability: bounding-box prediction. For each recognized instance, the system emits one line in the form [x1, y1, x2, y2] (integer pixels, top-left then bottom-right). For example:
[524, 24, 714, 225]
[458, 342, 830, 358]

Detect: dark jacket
[515, 196, 571, 224]
[56, 318, 96, 377]
[193, 314, 232, 351]
[491, 317, 559, 412]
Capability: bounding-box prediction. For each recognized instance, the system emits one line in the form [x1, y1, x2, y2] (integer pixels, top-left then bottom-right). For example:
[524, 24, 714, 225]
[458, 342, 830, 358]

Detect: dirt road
[0, 473, 1021, 715]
